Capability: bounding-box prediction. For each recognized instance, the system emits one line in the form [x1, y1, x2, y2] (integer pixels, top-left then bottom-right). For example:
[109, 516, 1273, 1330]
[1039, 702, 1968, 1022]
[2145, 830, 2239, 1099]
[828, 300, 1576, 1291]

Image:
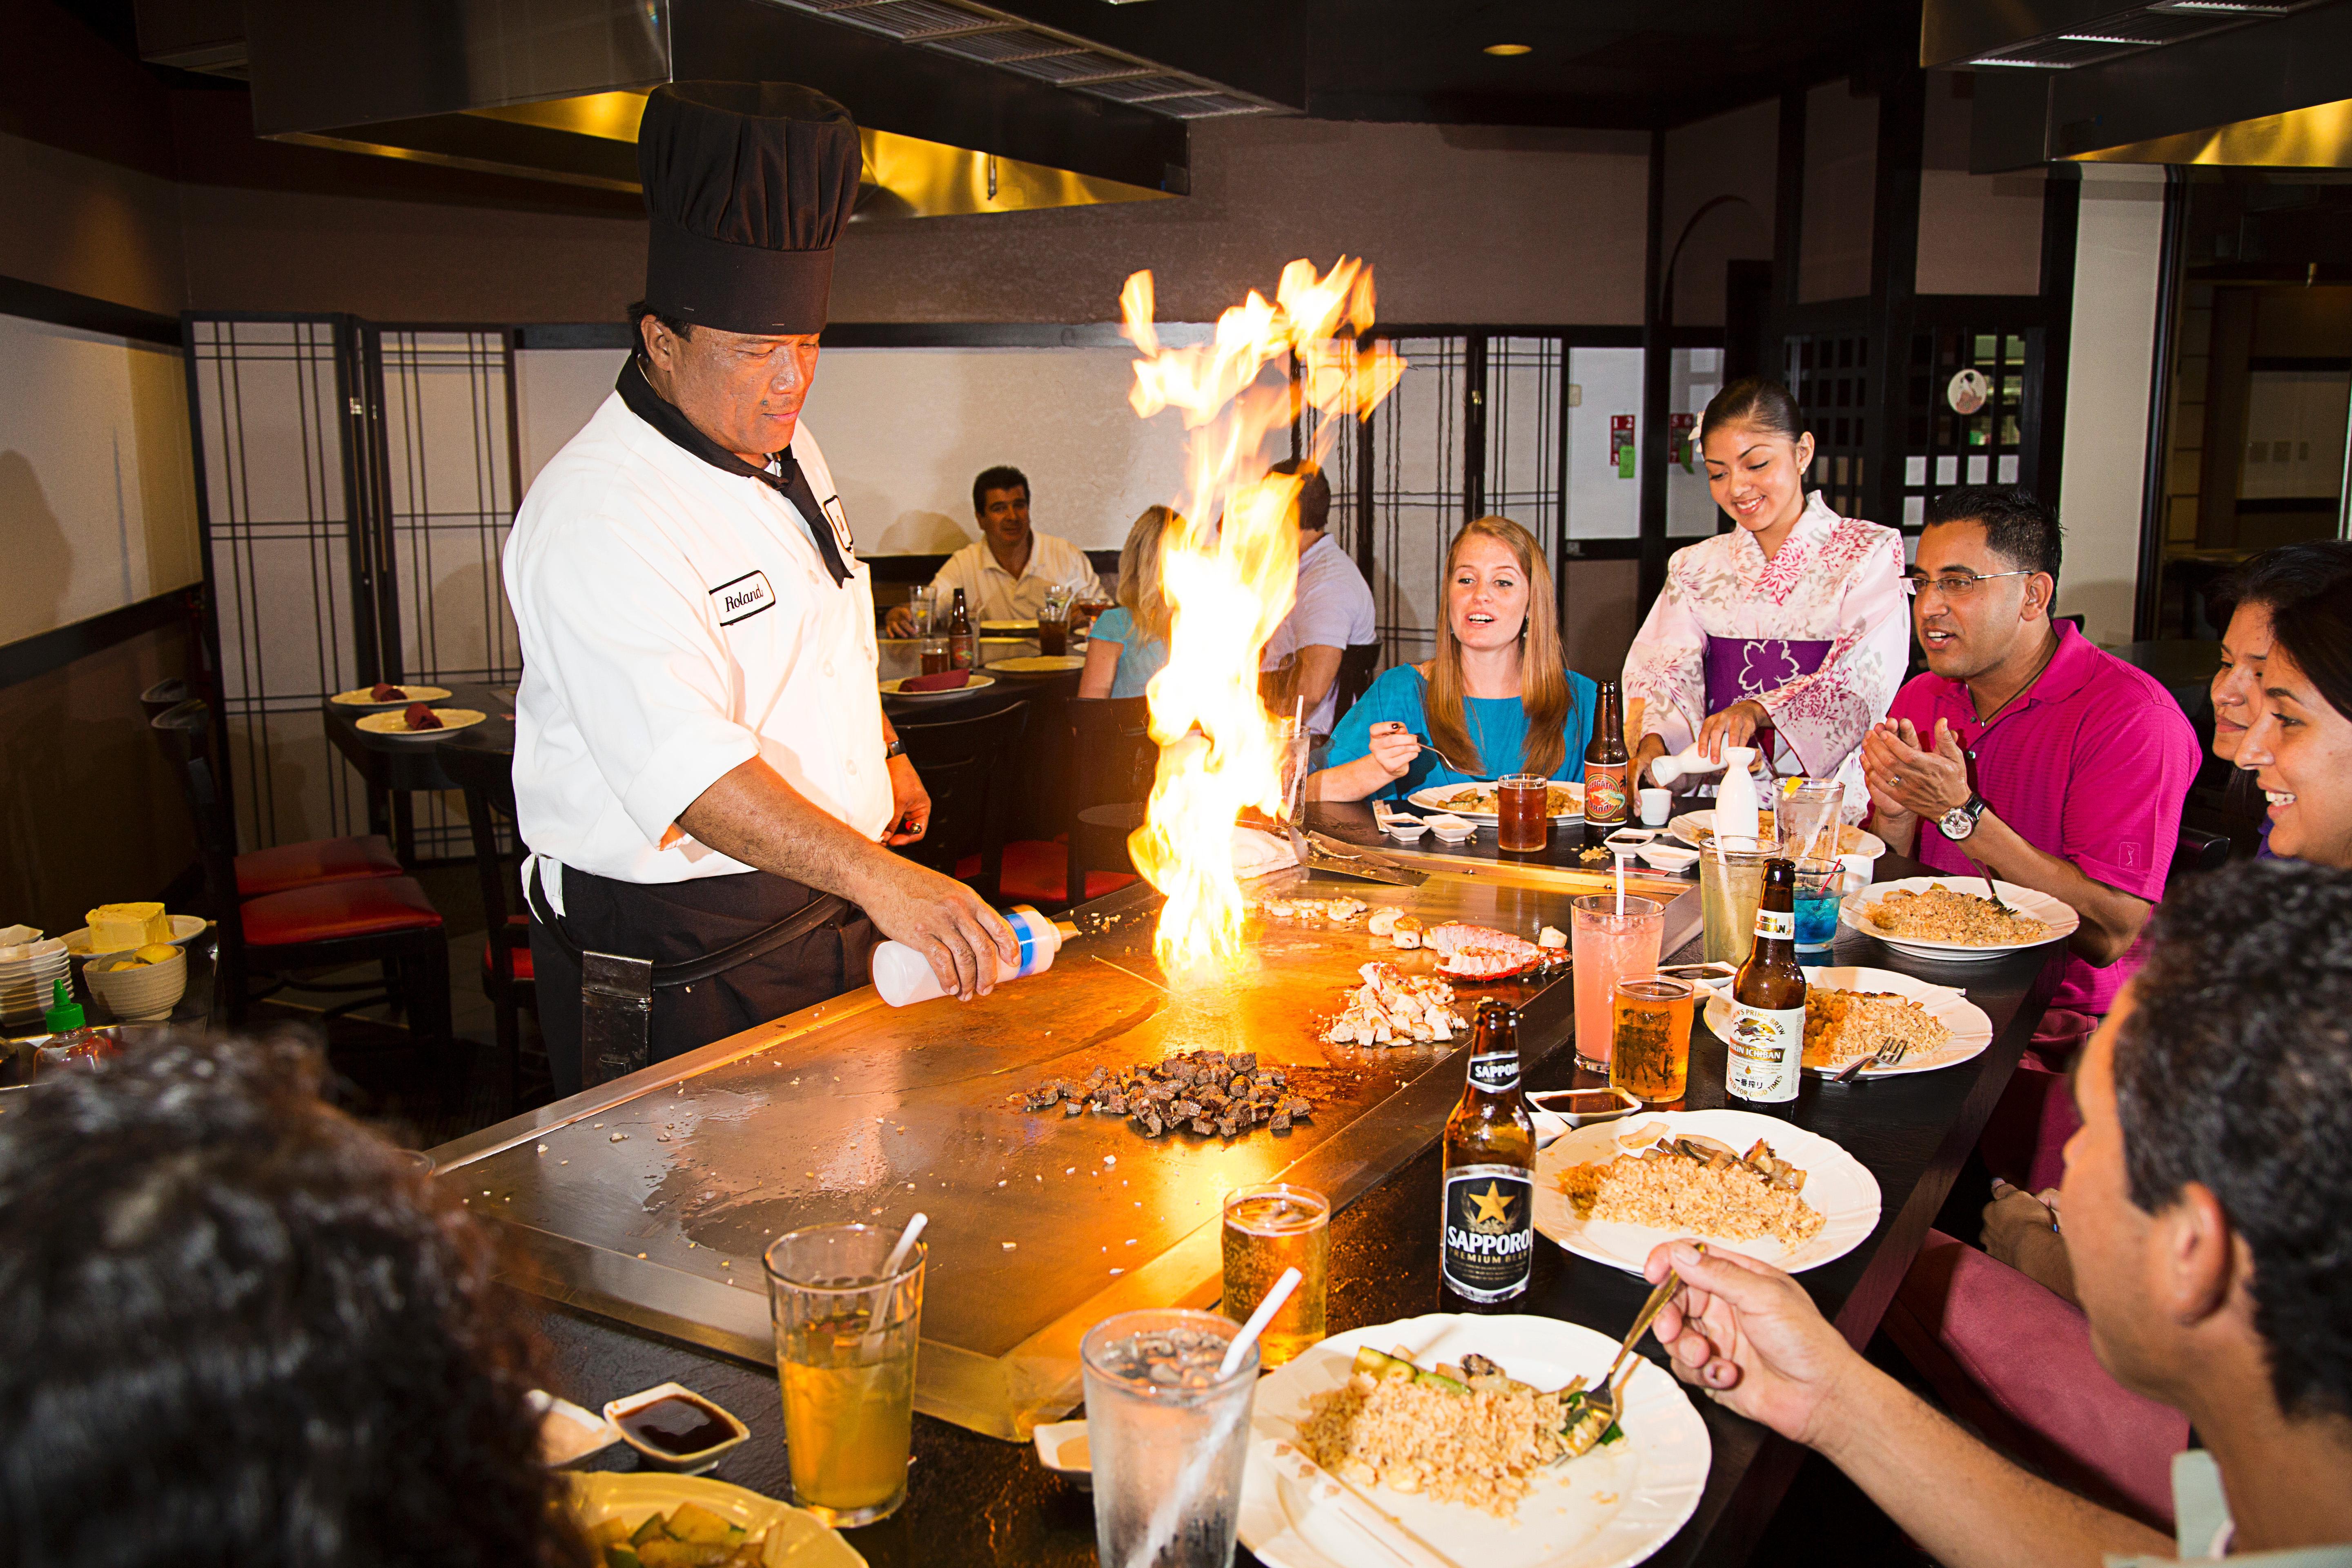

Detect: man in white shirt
[884, 466, 1105, 632]
[505, 82, 1015, 1095]
[1261, 460, 1376, 738]
[1639, 861, 2352, 1568]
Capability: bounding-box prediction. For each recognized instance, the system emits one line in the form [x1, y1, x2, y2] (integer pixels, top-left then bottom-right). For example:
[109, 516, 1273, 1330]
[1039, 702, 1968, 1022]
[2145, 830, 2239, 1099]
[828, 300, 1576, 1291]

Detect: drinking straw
[1614, 849, 1630, 915]
[882, 1211, 929, 1276]
[1218, 1266, 1302, 1378]
[860, 1212, 929, 1355]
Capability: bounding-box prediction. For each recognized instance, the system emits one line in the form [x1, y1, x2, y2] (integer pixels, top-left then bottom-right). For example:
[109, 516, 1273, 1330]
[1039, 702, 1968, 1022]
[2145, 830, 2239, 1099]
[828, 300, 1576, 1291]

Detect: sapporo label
[1442, 1163, 1534, 1301]
[1752, 907, 1795, 941]
[1725, 1003, 1805, 1102]
[1584, 761, 1628, 824]
[1468, 1050, 1521, 1092]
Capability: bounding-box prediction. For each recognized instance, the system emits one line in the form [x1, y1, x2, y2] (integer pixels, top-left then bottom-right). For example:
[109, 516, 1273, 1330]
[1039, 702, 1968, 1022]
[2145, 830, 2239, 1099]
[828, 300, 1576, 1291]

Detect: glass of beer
[1221, 1183, 1328, 1368]
[763, 1223, 925, 1527]
[1611, 976, 1696, 1102]
[1700, 842, 1777, 966]
[1571, 893, 1663, 1073]
[1496, 773, 1551, 852]
[919, 637, 951, 676]
[1037, 586, 1072, 657]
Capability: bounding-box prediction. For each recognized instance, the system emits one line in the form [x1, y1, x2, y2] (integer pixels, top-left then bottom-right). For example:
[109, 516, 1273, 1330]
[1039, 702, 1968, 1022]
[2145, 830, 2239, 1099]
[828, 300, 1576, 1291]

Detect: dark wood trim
[2032, 165, 2082, 511]
[1463, 335, 1488, 523]
[1377, 323, 1648, 347]
[0, 588, 197, 690]
[1559, 538, 1644, 561]
[2135, 169, 2187, 642]
[2249, 355, 2352, 373]
[1865, 69, 1925, 535]
[1639, 127, 1673, 611]
[0, 274, 183, 347]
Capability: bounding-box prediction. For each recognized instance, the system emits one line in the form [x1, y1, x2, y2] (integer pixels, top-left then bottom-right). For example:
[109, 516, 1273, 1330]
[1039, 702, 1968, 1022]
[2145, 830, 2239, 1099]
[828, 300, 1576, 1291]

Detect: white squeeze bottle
[870, 904, 1065, 1007]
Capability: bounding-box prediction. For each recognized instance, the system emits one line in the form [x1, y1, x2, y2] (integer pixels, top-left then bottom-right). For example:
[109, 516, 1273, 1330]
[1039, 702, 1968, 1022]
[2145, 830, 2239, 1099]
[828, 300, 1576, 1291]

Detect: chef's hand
[884, 754, 930, 846]
[860, 858, 1019, 1000]
[1984, 1180, 2077, 1305]
[883, 604, 916, 637]
[1645, 1240, 1862, 1447]
[1696, 700, 1770, 764]
[1365, 721, 1423, 780]
[1860, 718, 1970, 824]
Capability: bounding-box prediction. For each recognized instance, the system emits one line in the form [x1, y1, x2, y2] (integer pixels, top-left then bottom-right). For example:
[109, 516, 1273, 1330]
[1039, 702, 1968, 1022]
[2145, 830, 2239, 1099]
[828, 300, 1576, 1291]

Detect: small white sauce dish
[1423, 812, 1475, 843]
[1032, 1419, 1091, 1487]
[602, 1382, 750, 1475]
[1637, 842, 1700, 872]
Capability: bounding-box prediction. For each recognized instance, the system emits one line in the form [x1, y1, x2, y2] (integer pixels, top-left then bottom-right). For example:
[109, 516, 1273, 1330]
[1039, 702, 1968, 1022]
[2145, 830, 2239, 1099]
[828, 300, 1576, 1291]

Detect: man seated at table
[1861, 486, 2200, 1185]
[1643, 859, 2352, 1566]
[1259, 459, 1375, 752]
[884, 465, 1104, 633]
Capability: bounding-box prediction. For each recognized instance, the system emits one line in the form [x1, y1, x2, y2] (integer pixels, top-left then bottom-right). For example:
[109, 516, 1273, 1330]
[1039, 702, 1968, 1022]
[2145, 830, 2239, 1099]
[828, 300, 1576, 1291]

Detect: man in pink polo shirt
[1862, 486, 2200, 1051]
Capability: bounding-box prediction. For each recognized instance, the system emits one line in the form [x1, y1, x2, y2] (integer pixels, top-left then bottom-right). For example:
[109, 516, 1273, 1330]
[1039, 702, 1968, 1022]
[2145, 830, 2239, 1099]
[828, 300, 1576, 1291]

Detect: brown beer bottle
[1583, 680, 1630, 848]
[946, 588, 976, 670]
[1440, 1000, 1537, 1310]
[1726, 858, 1808, 1106]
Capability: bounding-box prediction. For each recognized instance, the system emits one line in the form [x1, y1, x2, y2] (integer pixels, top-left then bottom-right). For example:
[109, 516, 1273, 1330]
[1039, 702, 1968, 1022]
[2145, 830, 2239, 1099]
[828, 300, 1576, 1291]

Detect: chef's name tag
[712, 570, 776, 625]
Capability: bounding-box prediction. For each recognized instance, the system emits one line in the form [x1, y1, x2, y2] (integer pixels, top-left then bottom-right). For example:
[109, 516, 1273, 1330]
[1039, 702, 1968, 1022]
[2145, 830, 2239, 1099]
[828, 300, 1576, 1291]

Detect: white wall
[0, 315, 200, 646]
[2056, 164, 2169, 645]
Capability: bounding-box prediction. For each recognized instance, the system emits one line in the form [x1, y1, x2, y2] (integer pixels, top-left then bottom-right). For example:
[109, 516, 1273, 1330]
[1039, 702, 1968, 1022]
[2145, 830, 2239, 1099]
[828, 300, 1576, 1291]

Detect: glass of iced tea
[763, 1223, 925, 1527]
[1496, 773, 1551, 852]
[1610, 976, 1696, 1102]
[1221, 1183, 1328, 1368]
[1037, 586, 1072, 657]
[919, 638, 951, 676]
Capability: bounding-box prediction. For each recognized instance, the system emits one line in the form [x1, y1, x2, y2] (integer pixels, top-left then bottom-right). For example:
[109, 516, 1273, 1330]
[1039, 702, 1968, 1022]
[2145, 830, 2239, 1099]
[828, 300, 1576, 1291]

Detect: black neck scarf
[617, 355, 850, 587]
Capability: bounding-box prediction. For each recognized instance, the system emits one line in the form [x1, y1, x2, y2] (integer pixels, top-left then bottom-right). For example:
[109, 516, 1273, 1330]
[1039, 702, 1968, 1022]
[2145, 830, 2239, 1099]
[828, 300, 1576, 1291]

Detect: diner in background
[883, 465, 1106, 633]
[504, 83, 1016, 1098]
[2209, 542, 2352, 858]
[1311, 515, 1597, 802]
[2234, 577, 2352, 869]
[1645, 860, 2352, 1568]
[1077, 503, 1178, 701]
[0, 1031, 594, 1568]
[1257, 458, 1376, 746]
[1623, 377, 1907, 797]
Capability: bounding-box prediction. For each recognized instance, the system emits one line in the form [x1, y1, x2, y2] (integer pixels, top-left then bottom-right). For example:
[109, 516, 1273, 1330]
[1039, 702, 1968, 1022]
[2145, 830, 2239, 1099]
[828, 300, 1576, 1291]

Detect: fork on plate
[1833, 1033, 1913, 1083]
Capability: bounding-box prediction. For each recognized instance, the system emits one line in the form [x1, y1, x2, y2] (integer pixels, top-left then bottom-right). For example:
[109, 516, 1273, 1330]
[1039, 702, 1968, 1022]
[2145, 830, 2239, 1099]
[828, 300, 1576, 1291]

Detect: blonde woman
[1310, 516, 1598, 802]
[1077, 505, 1179, 700]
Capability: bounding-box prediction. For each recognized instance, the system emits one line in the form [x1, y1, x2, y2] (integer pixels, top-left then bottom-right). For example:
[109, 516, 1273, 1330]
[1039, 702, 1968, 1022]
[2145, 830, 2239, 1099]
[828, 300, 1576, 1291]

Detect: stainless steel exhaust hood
[138, 0, 1295, 214]
[1922, 0, 2352, 171]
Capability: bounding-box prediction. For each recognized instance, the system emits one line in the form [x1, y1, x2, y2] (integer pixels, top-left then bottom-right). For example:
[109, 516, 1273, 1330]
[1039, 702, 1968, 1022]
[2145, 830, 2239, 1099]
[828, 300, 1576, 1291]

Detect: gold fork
[1557, 1254, 1693, 1459]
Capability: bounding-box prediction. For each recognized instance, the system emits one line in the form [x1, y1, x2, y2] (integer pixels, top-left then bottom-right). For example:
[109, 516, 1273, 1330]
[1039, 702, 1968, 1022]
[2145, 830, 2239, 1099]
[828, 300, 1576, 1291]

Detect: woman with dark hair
[2236, 579, 2352, 869]
[1621, 377, 1907, 800]
[1311, 515, 1598, 801]
[2207, 541, 2352, 855]
[0, 1033, 595, 1568]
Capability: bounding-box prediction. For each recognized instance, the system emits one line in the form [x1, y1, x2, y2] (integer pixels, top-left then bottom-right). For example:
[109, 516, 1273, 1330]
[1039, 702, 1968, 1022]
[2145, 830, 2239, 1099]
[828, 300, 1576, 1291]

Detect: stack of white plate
[0, 937, 72, 1029]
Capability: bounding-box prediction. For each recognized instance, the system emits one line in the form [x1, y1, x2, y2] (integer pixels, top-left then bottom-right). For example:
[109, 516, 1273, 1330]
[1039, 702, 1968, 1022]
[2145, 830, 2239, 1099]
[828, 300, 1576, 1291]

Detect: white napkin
[1232, 826, 1297, 880]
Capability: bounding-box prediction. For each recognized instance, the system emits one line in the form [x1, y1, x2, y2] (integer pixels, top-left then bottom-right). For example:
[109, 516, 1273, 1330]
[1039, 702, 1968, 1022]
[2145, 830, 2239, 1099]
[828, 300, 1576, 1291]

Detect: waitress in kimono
[1621, 378, 1907, 797]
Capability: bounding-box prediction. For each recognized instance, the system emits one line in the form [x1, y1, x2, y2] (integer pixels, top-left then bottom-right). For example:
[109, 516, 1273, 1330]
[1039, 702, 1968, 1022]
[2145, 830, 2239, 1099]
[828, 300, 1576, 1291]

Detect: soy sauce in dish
[617, 1394, 734, 1456]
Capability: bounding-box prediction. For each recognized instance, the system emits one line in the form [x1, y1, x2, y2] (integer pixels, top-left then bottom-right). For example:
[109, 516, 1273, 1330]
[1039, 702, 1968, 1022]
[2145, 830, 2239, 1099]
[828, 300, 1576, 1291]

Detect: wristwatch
[883, 737, 906, 761]
[1938, 792, 1987, 842]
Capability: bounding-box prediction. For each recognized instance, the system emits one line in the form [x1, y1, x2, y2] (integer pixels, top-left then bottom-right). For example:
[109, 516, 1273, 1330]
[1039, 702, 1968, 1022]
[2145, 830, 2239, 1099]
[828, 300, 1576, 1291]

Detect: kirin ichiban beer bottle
[1440, 999, 1537, 1309]
[1583, 679, 1630, 849]
[1726, 857, 1808, 1106]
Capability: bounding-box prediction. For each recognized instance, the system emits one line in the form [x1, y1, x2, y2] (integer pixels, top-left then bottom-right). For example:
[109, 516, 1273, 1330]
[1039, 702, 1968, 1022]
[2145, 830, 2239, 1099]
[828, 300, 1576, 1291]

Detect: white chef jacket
[503, 391, 892, 900]
[924, 529, 1105, 623]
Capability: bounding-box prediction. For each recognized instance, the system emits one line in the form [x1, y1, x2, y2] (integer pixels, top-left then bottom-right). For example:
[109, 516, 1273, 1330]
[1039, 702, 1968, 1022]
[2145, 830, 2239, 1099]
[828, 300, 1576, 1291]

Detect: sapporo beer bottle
[1583, 679, 1630, 848]
[1440, 1000, 1537, 1308]
[1726, 857, 1808, 1105]
[946, 587, 976, 670]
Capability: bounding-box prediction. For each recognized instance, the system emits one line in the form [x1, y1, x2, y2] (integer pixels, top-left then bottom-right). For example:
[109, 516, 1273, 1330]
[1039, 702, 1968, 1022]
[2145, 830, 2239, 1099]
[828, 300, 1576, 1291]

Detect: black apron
[529, 865, 876, 1099]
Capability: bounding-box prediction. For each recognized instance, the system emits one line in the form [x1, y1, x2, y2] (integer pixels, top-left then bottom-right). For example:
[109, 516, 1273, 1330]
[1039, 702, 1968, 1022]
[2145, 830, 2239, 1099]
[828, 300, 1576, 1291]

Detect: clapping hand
[1860, 718, 1971, 824]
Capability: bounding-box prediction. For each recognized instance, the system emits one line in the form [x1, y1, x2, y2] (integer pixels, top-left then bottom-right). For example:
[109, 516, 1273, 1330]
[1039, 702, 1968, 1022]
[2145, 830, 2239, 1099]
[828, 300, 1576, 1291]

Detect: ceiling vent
[1922, 0, 2327, 70]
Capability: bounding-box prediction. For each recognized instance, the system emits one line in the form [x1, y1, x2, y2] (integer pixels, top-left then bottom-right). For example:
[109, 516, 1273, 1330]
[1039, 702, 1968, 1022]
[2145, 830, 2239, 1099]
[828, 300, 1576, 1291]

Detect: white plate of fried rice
[1699, 966, 1994, 1079]
[1839, 875, 2078, 963]
[1534, 1110, 1881, 1276]
[1240, 1313, 1711, 1568]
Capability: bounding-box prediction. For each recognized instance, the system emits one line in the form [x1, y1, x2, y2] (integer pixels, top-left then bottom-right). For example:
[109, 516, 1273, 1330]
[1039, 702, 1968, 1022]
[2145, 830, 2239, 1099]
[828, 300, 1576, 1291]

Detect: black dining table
[878, 636, 1088, 841]
[518, 810, 2065, 1568]
[321, 679, 519, 853]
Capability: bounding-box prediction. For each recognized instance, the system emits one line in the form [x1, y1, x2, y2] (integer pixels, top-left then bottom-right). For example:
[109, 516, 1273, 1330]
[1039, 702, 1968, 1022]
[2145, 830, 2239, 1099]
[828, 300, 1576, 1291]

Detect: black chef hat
[639, 81, 862, 336]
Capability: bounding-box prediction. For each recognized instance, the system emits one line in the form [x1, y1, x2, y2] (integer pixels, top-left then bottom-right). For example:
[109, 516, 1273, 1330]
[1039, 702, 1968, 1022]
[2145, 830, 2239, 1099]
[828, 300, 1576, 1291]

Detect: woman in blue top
[1312, 515, 1598, 802]
[1078, 504, 1178, 702]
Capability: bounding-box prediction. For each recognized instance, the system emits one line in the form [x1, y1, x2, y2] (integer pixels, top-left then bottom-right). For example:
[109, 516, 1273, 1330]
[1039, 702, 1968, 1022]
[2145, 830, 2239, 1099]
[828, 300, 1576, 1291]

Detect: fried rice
[1802, 988, 1951, 1070]
[1295, 1366, 1570, 1518]
[1864, 886, 2047, 945]
[1560, 1145, 1826, 1246]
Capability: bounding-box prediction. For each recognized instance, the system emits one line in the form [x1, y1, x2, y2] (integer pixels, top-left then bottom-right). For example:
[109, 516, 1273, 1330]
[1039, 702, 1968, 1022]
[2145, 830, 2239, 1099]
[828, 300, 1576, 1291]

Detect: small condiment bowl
[1384, 817, 1428, 841]
[1637, 843, 1700, 873]
[1423, 812, 1475, 843]
[602, 1382, 749, 1475]
[1031, 1419, 1091, 1489]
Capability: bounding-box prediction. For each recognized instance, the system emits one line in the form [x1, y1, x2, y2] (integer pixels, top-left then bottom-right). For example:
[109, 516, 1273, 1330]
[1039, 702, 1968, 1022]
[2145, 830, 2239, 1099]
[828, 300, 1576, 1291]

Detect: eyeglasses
[1901, 569, 2034, 601]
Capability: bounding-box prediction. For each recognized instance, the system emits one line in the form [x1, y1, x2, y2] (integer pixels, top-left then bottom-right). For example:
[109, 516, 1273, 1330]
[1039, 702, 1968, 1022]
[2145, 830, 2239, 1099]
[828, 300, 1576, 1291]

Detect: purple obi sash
[1702, 636, 1832, 712]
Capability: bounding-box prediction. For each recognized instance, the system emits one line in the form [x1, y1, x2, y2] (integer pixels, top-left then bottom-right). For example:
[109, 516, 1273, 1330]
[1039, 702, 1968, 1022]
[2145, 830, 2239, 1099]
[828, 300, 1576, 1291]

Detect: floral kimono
[1622, 492, 1907, 797]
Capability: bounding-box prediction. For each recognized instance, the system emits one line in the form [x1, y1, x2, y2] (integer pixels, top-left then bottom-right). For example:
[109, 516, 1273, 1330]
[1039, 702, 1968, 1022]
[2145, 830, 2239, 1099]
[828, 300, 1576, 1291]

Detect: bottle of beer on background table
[1725, 857, 1807, 1107]
[1583, 679, 1630, 849]
[946, 588, 976, 671]
[1440, 999, 1536, 1311]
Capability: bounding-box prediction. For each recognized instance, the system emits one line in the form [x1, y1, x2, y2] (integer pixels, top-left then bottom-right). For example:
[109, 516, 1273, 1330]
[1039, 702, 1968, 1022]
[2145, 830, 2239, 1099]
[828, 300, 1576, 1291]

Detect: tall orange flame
[1120, 259, 1406, 974]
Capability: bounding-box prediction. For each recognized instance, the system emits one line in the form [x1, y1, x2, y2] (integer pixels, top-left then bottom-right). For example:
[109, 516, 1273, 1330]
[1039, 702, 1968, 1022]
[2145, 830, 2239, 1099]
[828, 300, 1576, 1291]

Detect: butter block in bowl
[85, 902, 170, 952]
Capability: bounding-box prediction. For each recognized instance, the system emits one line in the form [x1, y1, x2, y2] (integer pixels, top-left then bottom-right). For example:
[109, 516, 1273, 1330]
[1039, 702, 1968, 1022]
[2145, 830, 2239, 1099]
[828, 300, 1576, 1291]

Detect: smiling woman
[2237, 581, 2352, 868]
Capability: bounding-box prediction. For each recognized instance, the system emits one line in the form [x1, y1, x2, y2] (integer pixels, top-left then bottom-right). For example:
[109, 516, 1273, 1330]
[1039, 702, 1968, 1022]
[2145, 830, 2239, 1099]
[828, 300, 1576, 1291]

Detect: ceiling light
[2153, 2, 2291, 11]
[1483, 42, 1532, 56]
[2058, 33, 2147, 42]
[1970, 56, 2069, 65]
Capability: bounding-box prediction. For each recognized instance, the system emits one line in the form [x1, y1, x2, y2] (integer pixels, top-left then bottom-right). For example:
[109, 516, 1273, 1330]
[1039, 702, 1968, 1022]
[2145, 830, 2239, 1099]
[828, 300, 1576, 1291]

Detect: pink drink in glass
[1570, 893, 1664, 1073]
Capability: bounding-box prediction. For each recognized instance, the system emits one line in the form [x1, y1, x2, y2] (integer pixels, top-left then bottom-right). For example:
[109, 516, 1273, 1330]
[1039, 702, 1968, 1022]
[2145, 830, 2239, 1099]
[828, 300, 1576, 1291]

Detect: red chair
[895, 702, 1029, 905]
[152, 700, 452, 1070]
[141, 677, 405, 899]
[437, 741, 536, 1113]
[989, 696, 1152, 911]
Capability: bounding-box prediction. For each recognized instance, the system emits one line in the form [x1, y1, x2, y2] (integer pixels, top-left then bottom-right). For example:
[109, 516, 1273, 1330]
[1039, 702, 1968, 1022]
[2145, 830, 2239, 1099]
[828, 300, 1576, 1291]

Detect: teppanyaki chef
[504, 81, 1017, 1096]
